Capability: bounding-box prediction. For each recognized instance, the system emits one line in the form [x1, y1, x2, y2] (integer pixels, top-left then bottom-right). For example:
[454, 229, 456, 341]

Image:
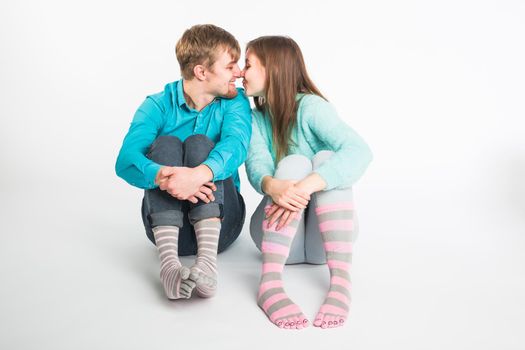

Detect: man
[115, 24, 251, 300]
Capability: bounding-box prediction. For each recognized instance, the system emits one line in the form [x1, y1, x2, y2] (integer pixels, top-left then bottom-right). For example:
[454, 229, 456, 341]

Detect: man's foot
[189, 219, 220, 298]
[189, 265, 217, 296]
[160, 265, 196, 299]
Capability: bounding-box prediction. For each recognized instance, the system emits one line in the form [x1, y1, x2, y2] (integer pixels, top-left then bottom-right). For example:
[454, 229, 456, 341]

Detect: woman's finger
[265, 203, 280, 218]
[286, 197, 306, 210]
[292, 193, 309, 206]
[281, 210, 296, 229]
[276, 210, 291, 230]
[268, 208, 285, 228]
[278, 198, 301, 212]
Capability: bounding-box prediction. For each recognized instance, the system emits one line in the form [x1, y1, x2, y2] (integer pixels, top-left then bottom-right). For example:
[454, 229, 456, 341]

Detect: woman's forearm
[295, 173, 327, 195]
[261, 175, 274, 195]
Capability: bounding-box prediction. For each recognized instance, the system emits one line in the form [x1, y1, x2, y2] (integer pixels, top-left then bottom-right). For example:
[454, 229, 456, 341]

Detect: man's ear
[193, 65, 207, 81]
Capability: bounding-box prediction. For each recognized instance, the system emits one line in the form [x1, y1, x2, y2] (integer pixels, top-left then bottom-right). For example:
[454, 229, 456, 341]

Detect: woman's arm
[304, 97, 373, 190]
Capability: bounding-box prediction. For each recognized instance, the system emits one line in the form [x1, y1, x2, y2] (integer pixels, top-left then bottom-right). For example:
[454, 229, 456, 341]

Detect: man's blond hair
[175, 24, 240, 80]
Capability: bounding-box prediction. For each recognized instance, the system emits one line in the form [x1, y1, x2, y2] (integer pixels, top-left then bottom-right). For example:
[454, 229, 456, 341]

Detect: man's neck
[182, 79, 215, 112]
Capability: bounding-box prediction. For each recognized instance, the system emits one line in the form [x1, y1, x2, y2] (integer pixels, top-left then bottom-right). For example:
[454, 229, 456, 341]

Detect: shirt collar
[176, 79, 224, 109]
[176, 79, 187, 108]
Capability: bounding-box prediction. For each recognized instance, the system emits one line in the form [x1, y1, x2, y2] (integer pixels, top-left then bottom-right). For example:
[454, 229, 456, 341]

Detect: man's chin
[221, 87, 238, 99]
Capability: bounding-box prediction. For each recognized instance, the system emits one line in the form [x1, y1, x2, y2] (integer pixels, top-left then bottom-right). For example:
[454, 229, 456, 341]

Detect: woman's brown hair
[246, 36, 326, 162]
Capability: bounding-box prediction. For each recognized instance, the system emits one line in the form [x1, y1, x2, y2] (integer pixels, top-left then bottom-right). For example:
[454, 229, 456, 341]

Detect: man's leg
[142, 136, 195, 299]
[183, 134, 224, 298]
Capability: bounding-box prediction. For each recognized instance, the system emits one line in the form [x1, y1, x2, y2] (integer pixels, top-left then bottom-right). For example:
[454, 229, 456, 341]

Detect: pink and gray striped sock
[312, 201, 354, 328]
[153, 226, 195, 299]
[257, 207, 309, 330]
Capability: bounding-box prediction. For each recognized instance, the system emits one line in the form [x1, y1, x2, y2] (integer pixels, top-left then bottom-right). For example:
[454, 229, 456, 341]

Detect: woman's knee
[312, 150, 334, 170]
[274, 154, 312, 181]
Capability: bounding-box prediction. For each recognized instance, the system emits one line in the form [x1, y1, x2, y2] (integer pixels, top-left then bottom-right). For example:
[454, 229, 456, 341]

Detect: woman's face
[241, 50, 266, 97]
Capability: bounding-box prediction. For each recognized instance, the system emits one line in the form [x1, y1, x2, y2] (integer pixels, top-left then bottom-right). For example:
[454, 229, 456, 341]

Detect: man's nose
[233, 65, 241, 78]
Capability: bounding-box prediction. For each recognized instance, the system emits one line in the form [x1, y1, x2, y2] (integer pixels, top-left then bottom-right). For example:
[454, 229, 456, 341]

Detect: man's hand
[187, 182, 217, 204]
[155, 165, 214, 202]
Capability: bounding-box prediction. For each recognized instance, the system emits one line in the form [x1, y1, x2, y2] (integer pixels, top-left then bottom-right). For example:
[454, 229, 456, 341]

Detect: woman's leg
[250, 155, 312, 264]
[255, 155, 312, 329]
[304, 151, 359, 264]
[310, 151, 355, 328]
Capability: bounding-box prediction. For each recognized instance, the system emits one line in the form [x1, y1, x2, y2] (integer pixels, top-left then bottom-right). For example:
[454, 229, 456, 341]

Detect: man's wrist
[195, 164, 213, 184]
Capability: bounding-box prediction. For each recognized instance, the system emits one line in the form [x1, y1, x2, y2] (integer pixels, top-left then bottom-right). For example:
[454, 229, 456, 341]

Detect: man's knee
[184, 134, 215, 167]
[274, 154, 312, 181]
[147, 135, 183, 165]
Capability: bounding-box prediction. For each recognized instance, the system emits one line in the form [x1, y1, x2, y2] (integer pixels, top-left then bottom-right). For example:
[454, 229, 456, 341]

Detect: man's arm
[201, 90, 252, 181]
[115, 97, 165, 189]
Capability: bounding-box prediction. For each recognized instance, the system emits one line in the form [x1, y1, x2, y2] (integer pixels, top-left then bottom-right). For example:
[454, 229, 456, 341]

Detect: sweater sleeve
[304, 97, 373, 190]
[245, 111, 275, 195]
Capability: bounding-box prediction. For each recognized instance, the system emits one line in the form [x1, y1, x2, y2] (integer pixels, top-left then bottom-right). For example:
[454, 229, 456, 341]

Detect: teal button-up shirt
[116, 80, 252, 190]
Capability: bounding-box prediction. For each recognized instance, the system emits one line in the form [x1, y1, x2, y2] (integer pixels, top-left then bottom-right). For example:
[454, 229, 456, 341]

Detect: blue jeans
[141, 134, 245, 256]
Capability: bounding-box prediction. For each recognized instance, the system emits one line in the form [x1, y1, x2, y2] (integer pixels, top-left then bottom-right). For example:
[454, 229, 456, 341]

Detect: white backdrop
[1, 0, 524, 349]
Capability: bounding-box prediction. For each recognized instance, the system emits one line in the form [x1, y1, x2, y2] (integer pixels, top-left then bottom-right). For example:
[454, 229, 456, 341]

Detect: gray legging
[250, 151, 359, 265]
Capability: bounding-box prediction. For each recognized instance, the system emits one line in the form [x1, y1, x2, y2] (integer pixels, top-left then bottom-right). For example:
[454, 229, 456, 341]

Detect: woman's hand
[265, 203, 298, 231]
[263, 177, 311, 211]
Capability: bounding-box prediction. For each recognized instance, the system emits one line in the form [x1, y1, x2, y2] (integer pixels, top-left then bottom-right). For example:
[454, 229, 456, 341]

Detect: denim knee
[183, 134, 215, 167]
[147, 135, 183, 165]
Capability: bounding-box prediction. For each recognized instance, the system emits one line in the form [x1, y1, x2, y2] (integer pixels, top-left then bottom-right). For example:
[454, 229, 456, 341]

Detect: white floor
[2, 1, 525, 348]
[1, 176, 524, 350]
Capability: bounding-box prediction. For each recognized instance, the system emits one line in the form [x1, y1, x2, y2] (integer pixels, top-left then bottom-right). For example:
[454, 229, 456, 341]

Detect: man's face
[206, 49, 241, 98]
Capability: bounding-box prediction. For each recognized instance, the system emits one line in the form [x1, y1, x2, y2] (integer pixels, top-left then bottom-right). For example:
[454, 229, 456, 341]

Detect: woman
[242, 36, 373, 329]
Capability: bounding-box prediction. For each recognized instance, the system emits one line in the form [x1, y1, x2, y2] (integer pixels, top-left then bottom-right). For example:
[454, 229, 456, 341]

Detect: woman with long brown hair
[242, 36, 373, 329]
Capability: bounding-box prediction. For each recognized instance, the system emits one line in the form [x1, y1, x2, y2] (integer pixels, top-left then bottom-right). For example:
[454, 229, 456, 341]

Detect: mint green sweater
[245, 94, 373, 195]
